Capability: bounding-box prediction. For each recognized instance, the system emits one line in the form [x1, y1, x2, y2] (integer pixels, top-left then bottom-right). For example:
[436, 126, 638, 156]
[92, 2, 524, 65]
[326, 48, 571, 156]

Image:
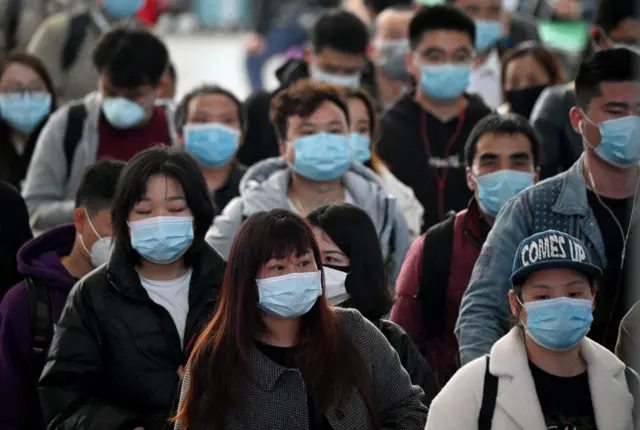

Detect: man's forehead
[376, 9, 414, 32]
[610, 18, 640, 42]
[476, 132, 532, 156]
[597, 81, 640, 101]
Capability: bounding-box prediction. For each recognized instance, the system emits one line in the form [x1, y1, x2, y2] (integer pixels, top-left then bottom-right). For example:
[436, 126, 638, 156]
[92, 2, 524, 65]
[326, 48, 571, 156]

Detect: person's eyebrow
[166, 196, 186, 201]
[565, 278, 588, 287]
[478, 153, 499, 162]
[509, 152, 531, 161]
[603, 101, 631, 110]
[324, 249, 346, 256]
[530, 284, 552, 290]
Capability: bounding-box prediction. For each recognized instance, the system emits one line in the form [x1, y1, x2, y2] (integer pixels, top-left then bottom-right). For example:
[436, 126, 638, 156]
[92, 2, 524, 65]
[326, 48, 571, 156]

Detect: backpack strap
[4, 0, 20, 53]
[64, 103, 87, 181]
[26, 277, 53, 374]
[478, 355, 498, 430]
[417, 210, 456, 338]
[61, 10, 90, 71]
[625, 366, 640, 426]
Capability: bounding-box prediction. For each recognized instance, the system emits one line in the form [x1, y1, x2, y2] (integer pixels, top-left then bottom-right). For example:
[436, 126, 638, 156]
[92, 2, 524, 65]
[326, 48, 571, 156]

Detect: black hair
[93, 25, 169, 88]
[365, 0, 414, 15]
[307, 203, 393, 322]
[409, 5, 475, 50]
[175, 84, 245, 131]
[167, 61, 177, 83]
[311, 9, 369, 56]
[0, 52, 59, 187]
[270, 79, 350, 141]
[464, 113, 541, 167]
[111, 146, 214, 267]
[575, 47, 640, 109]
[595, 0, 640, 34]
[75, 160, 125, 215]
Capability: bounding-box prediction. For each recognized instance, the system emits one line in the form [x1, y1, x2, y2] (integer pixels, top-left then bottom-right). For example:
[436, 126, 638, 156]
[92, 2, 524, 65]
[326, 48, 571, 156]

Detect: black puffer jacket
[38, 244, 226, 430]
[377, 319, 440, 407]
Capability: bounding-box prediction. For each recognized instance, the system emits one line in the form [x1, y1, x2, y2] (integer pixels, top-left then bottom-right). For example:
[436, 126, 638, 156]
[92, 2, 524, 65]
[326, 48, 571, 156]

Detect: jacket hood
[385, 91, 493, 124]
[239, 157, 394, 231]
[17, 224, 76, 291]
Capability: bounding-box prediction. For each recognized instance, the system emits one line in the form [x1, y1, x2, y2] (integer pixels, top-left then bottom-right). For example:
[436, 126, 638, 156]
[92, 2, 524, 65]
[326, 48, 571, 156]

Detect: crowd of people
[0, 0, 638, 429]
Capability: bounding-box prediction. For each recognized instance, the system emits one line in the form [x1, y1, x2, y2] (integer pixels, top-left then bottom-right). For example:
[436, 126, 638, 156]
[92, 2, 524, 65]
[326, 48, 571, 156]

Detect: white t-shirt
[139, 269, 192, 346]
[468, 48, 502, 110]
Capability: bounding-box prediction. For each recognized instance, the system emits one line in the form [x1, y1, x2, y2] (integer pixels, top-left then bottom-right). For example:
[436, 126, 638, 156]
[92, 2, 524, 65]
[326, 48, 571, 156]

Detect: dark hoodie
[377, 92, 492, 230]
[0, 224, 76, 430]
[237, 58, 378, 167]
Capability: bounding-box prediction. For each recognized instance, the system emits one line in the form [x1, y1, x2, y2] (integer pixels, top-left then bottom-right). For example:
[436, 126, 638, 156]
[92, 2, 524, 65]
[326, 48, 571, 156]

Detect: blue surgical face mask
[349, 132, 371, 163]
[420, 64, 472, 101]
[292, 132, 352, 181]
[475, 170, 534, 217]
[129, 216, 194, 264]
[519, 296, 593, 351]
[581, 113, 640, 169]
[102, 97, 146, 129]
[0, 92, 52, 134]
[184, 123, 240, 168]
[103, 0, 145, 19]
[475, 20, 502, 52]
[311, 67, 361, 88]
[256, 271, 322, 318]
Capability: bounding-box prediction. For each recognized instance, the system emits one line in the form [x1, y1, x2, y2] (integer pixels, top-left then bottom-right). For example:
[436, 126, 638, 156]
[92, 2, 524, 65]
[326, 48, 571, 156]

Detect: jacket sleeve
[425, 356, 485, 429]
[530, 86, 569, 179]
[0, 284, 33, 430]
[455, 194, 532, 365]
[38, 283, 146, 430]
[21, 107, 76, 232]
[389, 200, 410, 287]
[616, 302, 640, 372]
[350, 312, 427, 429]
[389, 236, 427, 355]
[206, 197, 244, 260]
[26, 14, 66, 96]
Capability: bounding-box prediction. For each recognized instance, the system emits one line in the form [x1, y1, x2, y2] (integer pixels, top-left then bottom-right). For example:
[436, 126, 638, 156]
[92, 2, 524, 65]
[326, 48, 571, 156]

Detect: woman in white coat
[426, 229, 638, 430]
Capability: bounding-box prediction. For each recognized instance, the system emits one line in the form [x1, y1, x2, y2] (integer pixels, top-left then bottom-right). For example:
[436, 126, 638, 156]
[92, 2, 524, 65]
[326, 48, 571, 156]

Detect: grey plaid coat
[175, 308, 428, 429]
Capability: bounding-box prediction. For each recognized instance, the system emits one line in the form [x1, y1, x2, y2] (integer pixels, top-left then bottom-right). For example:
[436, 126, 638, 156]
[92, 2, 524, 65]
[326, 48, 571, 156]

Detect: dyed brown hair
[176, 210, 378, 428]
[501, 42, 566, 89]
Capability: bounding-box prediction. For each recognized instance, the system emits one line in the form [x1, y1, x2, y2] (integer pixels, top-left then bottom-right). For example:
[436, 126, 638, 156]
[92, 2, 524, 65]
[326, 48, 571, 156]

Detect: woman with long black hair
[175, 209, 427, 429]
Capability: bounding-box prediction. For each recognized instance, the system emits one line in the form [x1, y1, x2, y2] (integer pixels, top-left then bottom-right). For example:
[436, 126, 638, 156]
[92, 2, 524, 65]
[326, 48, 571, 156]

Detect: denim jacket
[455, 156, 640, 365]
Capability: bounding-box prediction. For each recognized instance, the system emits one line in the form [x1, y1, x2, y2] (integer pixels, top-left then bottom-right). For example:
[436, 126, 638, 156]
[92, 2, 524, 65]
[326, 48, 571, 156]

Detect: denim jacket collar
[552, 155, 590, 217]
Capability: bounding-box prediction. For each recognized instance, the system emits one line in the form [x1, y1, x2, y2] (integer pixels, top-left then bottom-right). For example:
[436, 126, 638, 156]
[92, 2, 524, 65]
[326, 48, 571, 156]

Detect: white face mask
[323, 266, 350, 306]
[79, 210, 112, 268]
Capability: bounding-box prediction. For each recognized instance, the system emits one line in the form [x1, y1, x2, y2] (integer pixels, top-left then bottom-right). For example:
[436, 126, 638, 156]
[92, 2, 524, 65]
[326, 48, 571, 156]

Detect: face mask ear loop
[84, 208, 103, 241]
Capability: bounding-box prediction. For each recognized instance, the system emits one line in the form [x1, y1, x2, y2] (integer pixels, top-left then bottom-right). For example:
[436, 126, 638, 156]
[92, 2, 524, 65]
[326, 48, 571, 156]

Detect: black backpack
[478, 355, 640, 430]
[26, 277, 53, 374]
[62, 103, 87, 181]
[416, 211, 456, 339]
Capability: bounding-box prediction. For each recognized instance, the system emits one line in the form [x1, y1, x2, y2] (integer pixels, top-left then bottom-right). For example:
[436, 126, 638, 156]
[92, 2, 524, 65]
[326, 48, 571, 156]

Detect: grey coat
[22, 92, 178, 232]
[175, 308, 428, 429]
[206, 157, 410, 283]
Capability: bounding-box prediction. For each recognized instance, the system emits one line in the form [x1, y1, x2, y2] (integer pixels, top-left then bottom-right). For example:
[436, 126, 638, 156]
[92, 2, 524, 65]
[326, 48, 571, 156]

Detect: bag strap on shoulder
[479, 355, 498, 430]
[61, 10, 91, 71]
[418, 210, 456, 338]
[26, 277, 53, 360]
[64, 103, 88, 181]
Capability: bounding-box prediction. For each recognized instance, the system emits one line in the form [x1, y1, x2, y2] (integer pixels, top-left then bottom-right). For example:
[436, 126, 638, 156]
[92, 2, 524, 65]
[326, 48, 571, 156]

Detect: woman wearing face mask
[346, 87, 424, 240]
[175, 209, 427, 429]
[0, 52, 57, 189]
[426, 230, 638, 430]
[38, 147, 227, 430]
[307, 203, 440, 406]
[498, 42, 565, 119]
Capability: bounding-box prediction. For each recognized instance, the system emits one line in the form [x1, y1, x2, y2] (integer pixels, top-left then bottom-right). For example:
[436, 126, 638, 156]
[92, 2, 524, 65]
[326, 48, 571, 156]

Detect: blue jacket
[455, 157, 629, 365]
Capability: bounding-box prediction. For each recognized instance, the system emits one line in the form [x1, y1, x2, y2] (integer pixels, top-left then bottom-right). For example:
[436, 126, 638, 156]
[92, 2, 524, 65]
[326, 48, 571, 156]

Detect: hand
[178, 366, 185, 381]
[245, 33, 266, 55]
[552, 0, 581, 19]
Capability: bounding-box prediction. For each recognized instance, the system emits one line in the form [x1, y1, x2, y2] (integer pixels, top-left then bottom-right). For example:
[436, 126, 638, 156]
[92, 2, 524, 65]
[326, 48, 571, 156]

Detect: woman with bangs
[175, 209, 427, 430]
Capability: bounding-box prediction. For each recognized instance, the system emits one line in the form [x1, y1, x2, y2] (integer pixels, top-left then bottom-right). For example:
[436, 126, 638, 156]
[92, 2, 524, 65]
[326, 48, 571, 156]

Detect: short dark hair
[595, 0, 640, 34]
[111, 146, 214, 267]
[270, 79, 350, 141]
[464, 113, 541, 167]
[365, 0, 414, 15]
[307, 203, 393, 322]
[501, 42, 565, 88]
[575, 47, 640, 109]
[409, 5, 475, 50]
[311, 9, 369, 55]
[93, 25, 169, 88]
[175, 84, 245, 131]
[75, 160, 125, 215]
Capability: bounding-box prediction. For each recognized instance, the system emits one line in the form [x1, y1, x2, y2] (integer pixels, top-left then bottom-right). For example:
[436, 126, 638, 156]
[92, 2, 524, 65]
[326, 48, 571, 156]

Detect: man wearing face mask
[391, 114, 540, 386]
[378, 5, 492, 231]
[27, 0, 145, 102]
[370, 5, 415, 109]
[208, 80, 409, 282]
[0, 160, 123, 430]
[530, 0, 640, 179]
[457, 47, 640, 366]
[23, 26, 175, 233]
[238, 9, 376, 167]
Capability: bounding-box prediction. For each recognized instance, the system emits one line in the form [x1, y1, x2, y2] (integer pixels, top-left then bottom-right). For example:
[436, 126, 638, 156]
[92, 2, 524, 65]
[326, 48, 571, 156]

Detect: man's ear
[533, 166, 541, 184]
[569, 106, 584, 134]
[74, 207, 86, 235]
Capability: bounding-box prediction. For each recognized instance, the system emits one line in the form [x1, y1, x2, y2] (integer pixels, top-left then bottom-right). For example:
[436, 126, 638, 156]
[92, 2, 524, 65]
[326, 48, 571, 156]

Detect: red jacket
[390, 200, 490, 385]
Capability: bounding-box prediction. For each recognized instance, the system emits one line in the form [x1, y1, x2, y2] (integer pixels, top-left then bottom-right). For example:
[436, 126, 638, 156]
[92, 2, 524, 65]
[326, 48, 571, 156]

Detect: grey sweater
[22, 92, 177, 231]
